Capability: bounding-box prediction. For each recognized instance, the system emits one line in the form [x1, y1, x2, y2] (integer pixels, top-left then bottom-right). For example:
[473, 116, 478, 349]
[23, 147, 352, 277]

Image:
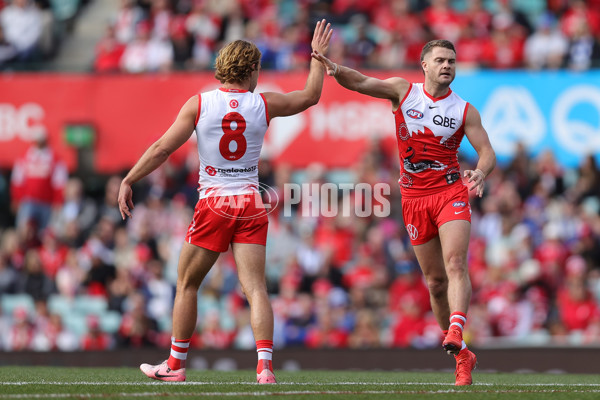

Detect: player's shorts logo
[398, 123, 410, 141]
[406, 224, 418, 240]
[229, 99, 239, 108]
[453, 201, 466, 207]
[205, 166, 217, 176]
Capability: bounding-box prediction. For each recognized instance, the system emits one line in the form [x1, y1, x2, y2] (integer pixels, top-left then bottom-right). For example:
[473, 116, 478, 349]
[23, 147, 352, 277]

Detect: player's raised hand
[118, 181, 135, 220]
[311, 19, 333, 59]
[464, 168, 486, 198]
[311, 49, 337, 77]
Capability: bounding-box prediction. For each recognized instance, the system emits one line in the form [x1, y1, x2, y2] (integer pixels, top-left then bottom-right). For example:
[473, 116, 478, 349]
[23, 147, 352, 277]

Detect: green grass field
[0, 367, 598, 399]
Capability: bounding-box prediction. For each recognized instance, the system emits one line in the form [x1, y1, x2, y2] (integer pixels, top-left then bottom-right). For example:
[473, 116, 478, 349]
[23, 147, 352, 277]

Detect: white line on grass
[2, 390, 600, 399]
[2, 382, 600, 387]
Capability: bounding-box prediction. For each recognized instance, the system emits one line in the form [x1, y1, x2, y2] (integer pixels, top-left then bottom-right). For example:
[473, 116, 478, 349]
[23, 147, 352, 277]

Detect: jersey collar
[219, 87, 248, 93]
[423, 87, 452, 102]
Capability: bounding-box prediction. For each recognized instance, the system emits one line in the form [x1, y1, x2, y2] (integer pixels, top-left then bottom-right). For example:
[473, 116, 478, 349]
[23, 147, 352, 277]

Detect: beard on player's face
[425, 64, 454, 85]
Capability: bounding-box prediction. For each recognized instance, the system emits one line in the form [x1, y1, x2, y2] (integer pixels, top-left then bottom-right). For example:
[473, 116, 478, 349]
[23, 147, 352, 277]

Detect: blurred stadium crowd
[1, 132, 600, 351]
[1, 0, 600, 353]
[1, 0, 600, 71]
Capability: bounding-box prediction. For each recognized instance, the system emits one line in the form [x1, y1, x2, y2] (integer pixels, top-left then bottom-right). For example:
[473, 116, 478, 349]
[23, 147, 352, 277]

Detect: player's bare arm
[261, 19, 332, 119]
[463, 104, 496, 198]
[118, 95, 198, 219]
[311, 51, 410, 110]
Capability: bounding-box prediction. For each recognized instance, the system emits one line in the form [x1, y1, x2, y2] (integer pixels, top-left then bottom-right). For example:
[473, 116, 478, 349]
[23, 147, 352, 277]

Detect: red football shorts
[185, 192, 268, 252]
[401, 183, 471, 246]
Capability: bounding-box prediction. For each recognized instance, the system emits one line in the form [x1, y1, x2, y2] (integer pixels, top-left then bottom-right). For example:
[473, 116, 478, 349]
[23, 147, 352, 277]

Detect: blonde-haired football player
[119, 20, 333, 384]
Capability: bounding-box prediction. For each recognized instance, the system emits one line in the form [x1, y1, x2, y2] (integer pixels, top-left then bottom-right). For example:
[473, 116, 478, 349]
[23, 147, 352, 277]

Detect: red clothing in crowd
[10, 144, 67, 206]
[81, 332, 112, 350]
[557, 285, 600, 331]
[388, 273, 430, 314]
[391, 311, 426, 347]
[94, 37, 126, 73]
[305, 325, 349, 349]
[422, 3, 464, 42]
[560, 4, 600, 37]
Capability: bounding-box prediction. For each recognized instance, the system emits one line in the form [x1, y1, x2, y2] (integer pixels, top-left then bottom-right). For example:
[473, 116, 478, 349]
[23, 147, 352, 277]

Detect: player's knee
[445, 254, 468, 276]
[242, 283, 268, 300]
[427, 276, 448, 298]
[177, 274, 202, 291]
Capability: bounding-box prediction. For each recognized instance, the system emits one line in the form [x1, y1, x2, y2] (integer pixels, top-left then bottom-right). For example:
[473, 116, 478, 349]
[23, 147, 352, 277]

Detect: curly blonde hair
[214, 40, 262, 84]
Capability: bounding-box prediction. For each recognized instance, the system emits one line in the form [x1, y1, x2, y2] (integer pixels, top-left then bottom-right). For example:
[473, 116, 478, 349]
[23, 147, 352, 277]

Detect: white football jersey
[395, 83, 469, 195]
[195, 88, 268, 198]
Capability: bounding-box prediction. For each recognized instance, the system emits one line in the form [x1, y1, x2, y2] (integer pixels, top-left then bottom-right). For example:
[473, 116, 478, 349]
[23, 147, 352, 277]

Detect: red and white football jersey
[10, 145, 67, 205]
[395, 83, 469, 196]
[195, 88, 268, 198]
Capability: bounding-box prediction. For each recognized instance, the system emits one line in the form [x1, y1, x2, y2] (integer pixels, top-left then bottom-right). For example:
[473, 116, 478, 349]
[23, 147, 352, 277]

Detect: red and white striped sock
[449, 311, 467, 333]
[167, 337, 191, 370]
[256, 339, 273, 373]
[449, 312, 468, 351]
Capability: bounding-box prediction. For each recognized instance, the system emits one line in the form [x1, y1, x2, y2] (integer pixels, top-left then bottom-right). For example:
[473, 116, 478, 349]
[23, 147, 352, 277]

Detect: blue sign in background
[453, 70, 600, 168]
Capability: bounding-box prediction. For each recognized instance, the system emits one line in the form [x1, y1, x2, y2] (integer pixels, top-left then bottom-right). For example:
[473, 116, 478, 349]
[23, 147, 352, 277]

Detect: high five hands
[311, 20, 334, 73]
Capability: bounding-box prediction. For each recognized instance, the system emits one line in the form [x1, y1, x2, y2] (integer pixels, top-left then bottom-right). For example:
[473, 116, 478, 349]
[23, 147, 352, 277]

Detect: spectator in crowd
[120, 20, 174, 73]
[4, 307, 34, 351]
[38, 228, 68, 279]
[16, 248, 56, 302]
[185, 0, 221, 69]
[55, 248, 85, 298]
[304, 307, 349, 348]
[81, 315, 114, 350]
[493, 0, 534, 37]
[94, 24, 126, 73]
[524, 13, 568, 69]
[195, 310, 234, 349]
[10, 129, 67, 234]
[0, 0, 42, 61]
[557, 272, 600, 332]
[117, 291, 161, 347]
[559, 0, 600, 38]
[149, 0, 173, 41]
[31, 312, 78, 351]
[455, 23, 484, 69]
[97, 176, 125, 226]
[563, 17, 600, 71]
[0, 253, 18, 294]
[51, 177, 98, 239]
[462, 0, 492, 39]
[347, 309, 380, 348]
[422, 0, 464, 44]
[114, 0, 145, 44]
[481, 16, 525, 69]
[0, 24, 16, 65]
[34, 0, 55, 59]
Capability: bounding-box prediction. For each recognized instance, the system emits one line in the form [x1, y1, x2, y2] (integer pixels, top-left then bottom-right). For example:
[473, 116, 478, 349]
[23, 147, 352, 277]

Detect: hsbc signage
[0, 102, 46, 142]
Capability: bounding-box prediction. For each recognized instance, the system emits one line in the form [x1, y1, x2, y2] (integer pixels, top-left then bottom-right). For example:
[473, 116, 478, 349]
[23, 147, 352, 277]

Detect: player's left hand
[464, 168, 486, 197]
[118, 181, 135, 220]
[311, 19, 333, 57]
